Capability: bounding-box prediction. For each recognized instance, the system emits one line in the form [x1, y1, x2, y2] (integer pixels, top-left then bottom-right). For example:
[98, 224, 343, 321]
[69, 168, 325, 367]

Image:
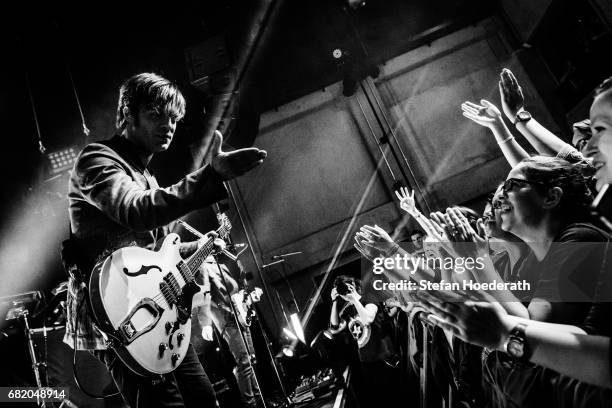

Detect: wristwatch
[513, 110, 532, 125]
[505, 323, 532, 362]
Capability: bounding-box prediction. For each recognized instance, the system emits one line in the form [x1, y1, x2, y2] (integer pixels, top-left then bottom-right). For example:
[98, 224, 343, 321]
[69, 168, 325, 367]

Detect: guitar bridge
[117, 298, 165, 345]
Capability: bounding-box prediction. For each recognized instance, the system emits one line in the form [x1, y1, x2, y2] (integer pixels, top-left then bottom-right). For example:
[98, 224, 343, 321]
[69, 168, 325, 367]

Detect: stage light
[347, 0, 366, 9]
[283, 327, 298, 341]
[46, 147, 78, 174]
[281, 346, 294, 358]
[290, 313, 305, 343]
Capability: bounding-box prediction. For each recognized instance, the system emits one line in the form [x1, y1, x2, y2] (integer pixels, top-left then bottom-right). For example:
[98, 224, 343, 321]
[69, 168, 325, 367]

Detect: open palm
[461, 100, 502, 129]
[395, 187, 418, 215]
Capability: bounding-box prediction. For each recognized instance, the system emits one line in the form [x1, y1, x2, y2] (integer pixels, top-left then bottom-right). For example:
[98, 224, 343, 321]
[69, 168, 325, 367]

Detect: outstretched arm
[341, 283, 378, 325]
[395, 187, 439, 234]
[330, 288, 341, 328]
[418, 296, 609, 389]
[461, 99, 529, 167]
[498, 68, 576, 157]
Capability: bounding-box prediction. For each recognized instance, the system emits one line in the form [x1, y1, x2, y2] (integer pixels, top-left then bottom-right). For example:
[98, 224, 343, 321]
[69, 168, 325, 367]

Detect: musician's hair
[115, 73, 186, 129]
[593, 76, 612, 110]
[595, 76, 612, 98]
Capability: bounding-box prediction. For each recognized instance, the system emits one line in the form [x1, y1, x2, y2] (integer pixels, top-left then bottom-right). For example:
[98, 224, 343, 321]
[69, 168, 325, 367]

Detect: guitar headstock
[216, 212, 232, 239]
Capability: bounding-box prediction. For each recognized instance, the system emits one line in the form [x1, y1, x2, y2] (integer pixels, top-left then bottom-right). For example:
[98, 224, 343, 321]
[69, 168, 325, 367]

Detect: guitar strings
[147, 236, 219, 305]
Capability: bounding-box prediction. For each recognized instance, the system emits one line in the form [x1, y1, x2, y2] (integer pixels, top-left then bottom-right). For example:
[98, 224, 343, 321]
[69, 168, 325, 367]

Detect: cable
[66, 67, 90, 138]
[25, 73, 46, 154]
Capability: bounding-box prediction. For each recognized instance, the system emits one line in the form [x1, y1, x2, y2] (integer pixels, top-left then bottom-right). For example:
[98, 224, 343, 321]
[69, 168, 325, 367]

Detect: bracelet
[499, 135, 514, 144]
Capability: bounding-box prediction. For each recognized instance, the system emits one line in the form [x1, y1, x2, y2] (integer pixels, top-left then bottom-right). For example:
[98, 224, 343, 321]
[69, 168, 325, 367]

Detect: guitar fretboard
[184, 225, 229, 280]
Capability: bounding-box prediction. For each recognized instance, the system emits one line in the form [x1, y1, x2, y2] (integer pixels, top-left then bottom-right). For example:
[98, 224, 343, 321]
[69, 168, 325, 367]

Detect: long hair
[115, 72, 186, 129]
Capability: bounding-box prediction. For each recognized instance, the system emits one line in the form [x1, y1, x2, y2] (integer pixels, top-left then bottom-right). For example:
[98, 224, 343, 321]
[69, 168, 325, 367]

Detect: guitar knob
[177, 332, 185, 345]
[159, 343, 168, 357]
[171, 353, 180, 365]
[165, 322, 172, 334]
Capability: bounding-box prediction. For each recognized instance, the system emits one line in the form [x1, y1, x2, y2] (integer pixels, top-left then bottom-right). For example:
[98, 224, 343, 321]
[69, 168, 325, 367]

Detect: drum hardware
[1, 290, 56, 407]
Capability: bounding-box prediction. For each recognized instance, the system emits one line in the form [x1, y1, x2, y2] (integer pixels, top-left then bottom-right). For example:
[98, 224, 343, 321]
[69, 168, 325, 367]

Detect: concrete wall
[229, 17, 559, 334]
[500, 0, 554, 42]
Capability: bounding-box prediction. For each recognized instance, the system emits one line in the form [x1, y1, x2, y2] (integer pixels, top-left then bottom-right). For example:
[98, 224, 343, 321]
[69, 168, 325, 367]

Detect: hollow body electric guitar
[88, 216, 231, 376]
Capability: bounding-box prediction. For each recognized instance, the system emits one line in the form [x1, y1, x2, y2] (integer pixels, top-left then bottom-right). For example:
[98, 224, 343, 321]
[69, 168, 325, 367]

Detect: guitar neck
[184, 225, 227, 280]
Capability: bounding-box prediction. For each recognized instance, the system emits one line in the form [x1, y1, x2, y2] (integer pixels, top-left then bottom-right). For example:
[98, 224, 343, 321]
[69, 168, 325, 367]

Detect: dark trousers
[359, 361, 405, 407]
[222, 321, 262, 407]
[96, 344, 217, 408]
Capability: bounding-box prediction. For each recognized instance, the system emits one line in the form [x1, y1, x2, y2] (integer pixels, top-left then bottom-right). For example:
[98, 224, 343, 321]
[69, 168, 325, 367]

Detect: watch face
[517, 111, 532, 122]
[507, 340, 524, 358]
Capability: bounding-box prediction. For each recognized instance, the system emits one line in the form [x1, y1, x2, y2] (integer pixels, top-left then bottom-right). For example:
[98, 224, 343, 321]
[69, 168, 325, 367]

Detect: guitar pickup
[160, 282, 177, 305]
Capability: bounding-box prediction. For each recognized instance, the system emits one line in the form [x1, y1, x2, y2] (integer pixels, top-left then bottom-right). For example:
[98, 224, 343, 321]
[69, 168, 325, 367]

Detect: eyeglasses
[502, 178, 546, 193]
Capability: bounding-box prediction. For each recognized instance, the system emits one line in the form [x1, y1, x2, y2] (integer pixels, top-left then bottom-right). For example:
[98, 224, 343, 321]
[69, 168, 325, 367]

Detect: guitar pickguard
[123, 264, 162, 277]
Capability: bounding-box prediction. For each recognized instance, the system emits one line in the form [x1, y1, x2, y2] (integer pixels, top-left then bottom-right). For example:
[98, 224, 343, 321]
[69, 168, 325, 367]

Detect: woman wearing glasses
[472, 156, 610, 407]
[417, 78, 612, 405]
[482, 185, 529, 286]
[364, 156, 609, 406]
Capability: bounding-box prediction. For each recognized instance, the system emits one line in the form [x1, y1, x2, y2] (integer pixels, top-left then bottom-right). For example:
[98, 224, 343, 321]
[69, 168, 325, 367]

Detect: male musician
[192, 257, 263, 408]
[64, 72, 266, 408]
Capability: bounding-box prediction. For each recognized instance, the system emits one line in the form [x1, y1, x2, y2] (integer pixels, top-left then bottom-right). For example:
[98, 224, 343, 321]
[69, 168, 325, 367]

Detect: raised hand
[210, 130, 267, 180]
[354, 236, 378, 261]
[461, 100, 504, 129]
[428, 212, 450, 242]
[395, 187, 418, 215]
[416, 291, 509, 350]
[331, 287, 340, 301]
[341, 283, 362, 304]
[447, 207, 488, 254]
[357, 225, 398, 257]
[499, 68, 525, 122]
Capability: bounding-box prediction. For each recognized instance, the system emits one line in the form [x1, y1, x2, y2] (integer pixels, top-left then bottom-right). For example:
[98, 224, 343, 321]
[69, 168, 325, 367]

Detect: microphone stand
[261, 260, 294, 406]
[267, 252, 302, 313]
[178, 219, 268, 408]
[213, 256, 268, 408]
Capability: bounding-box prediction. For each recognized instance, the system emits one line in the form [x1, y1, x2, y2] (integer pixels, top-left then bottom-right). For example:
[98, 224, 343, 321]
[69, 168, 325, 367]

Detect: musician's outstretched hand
[202, 325, 213, 341]
[211, 130, 267, 180]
